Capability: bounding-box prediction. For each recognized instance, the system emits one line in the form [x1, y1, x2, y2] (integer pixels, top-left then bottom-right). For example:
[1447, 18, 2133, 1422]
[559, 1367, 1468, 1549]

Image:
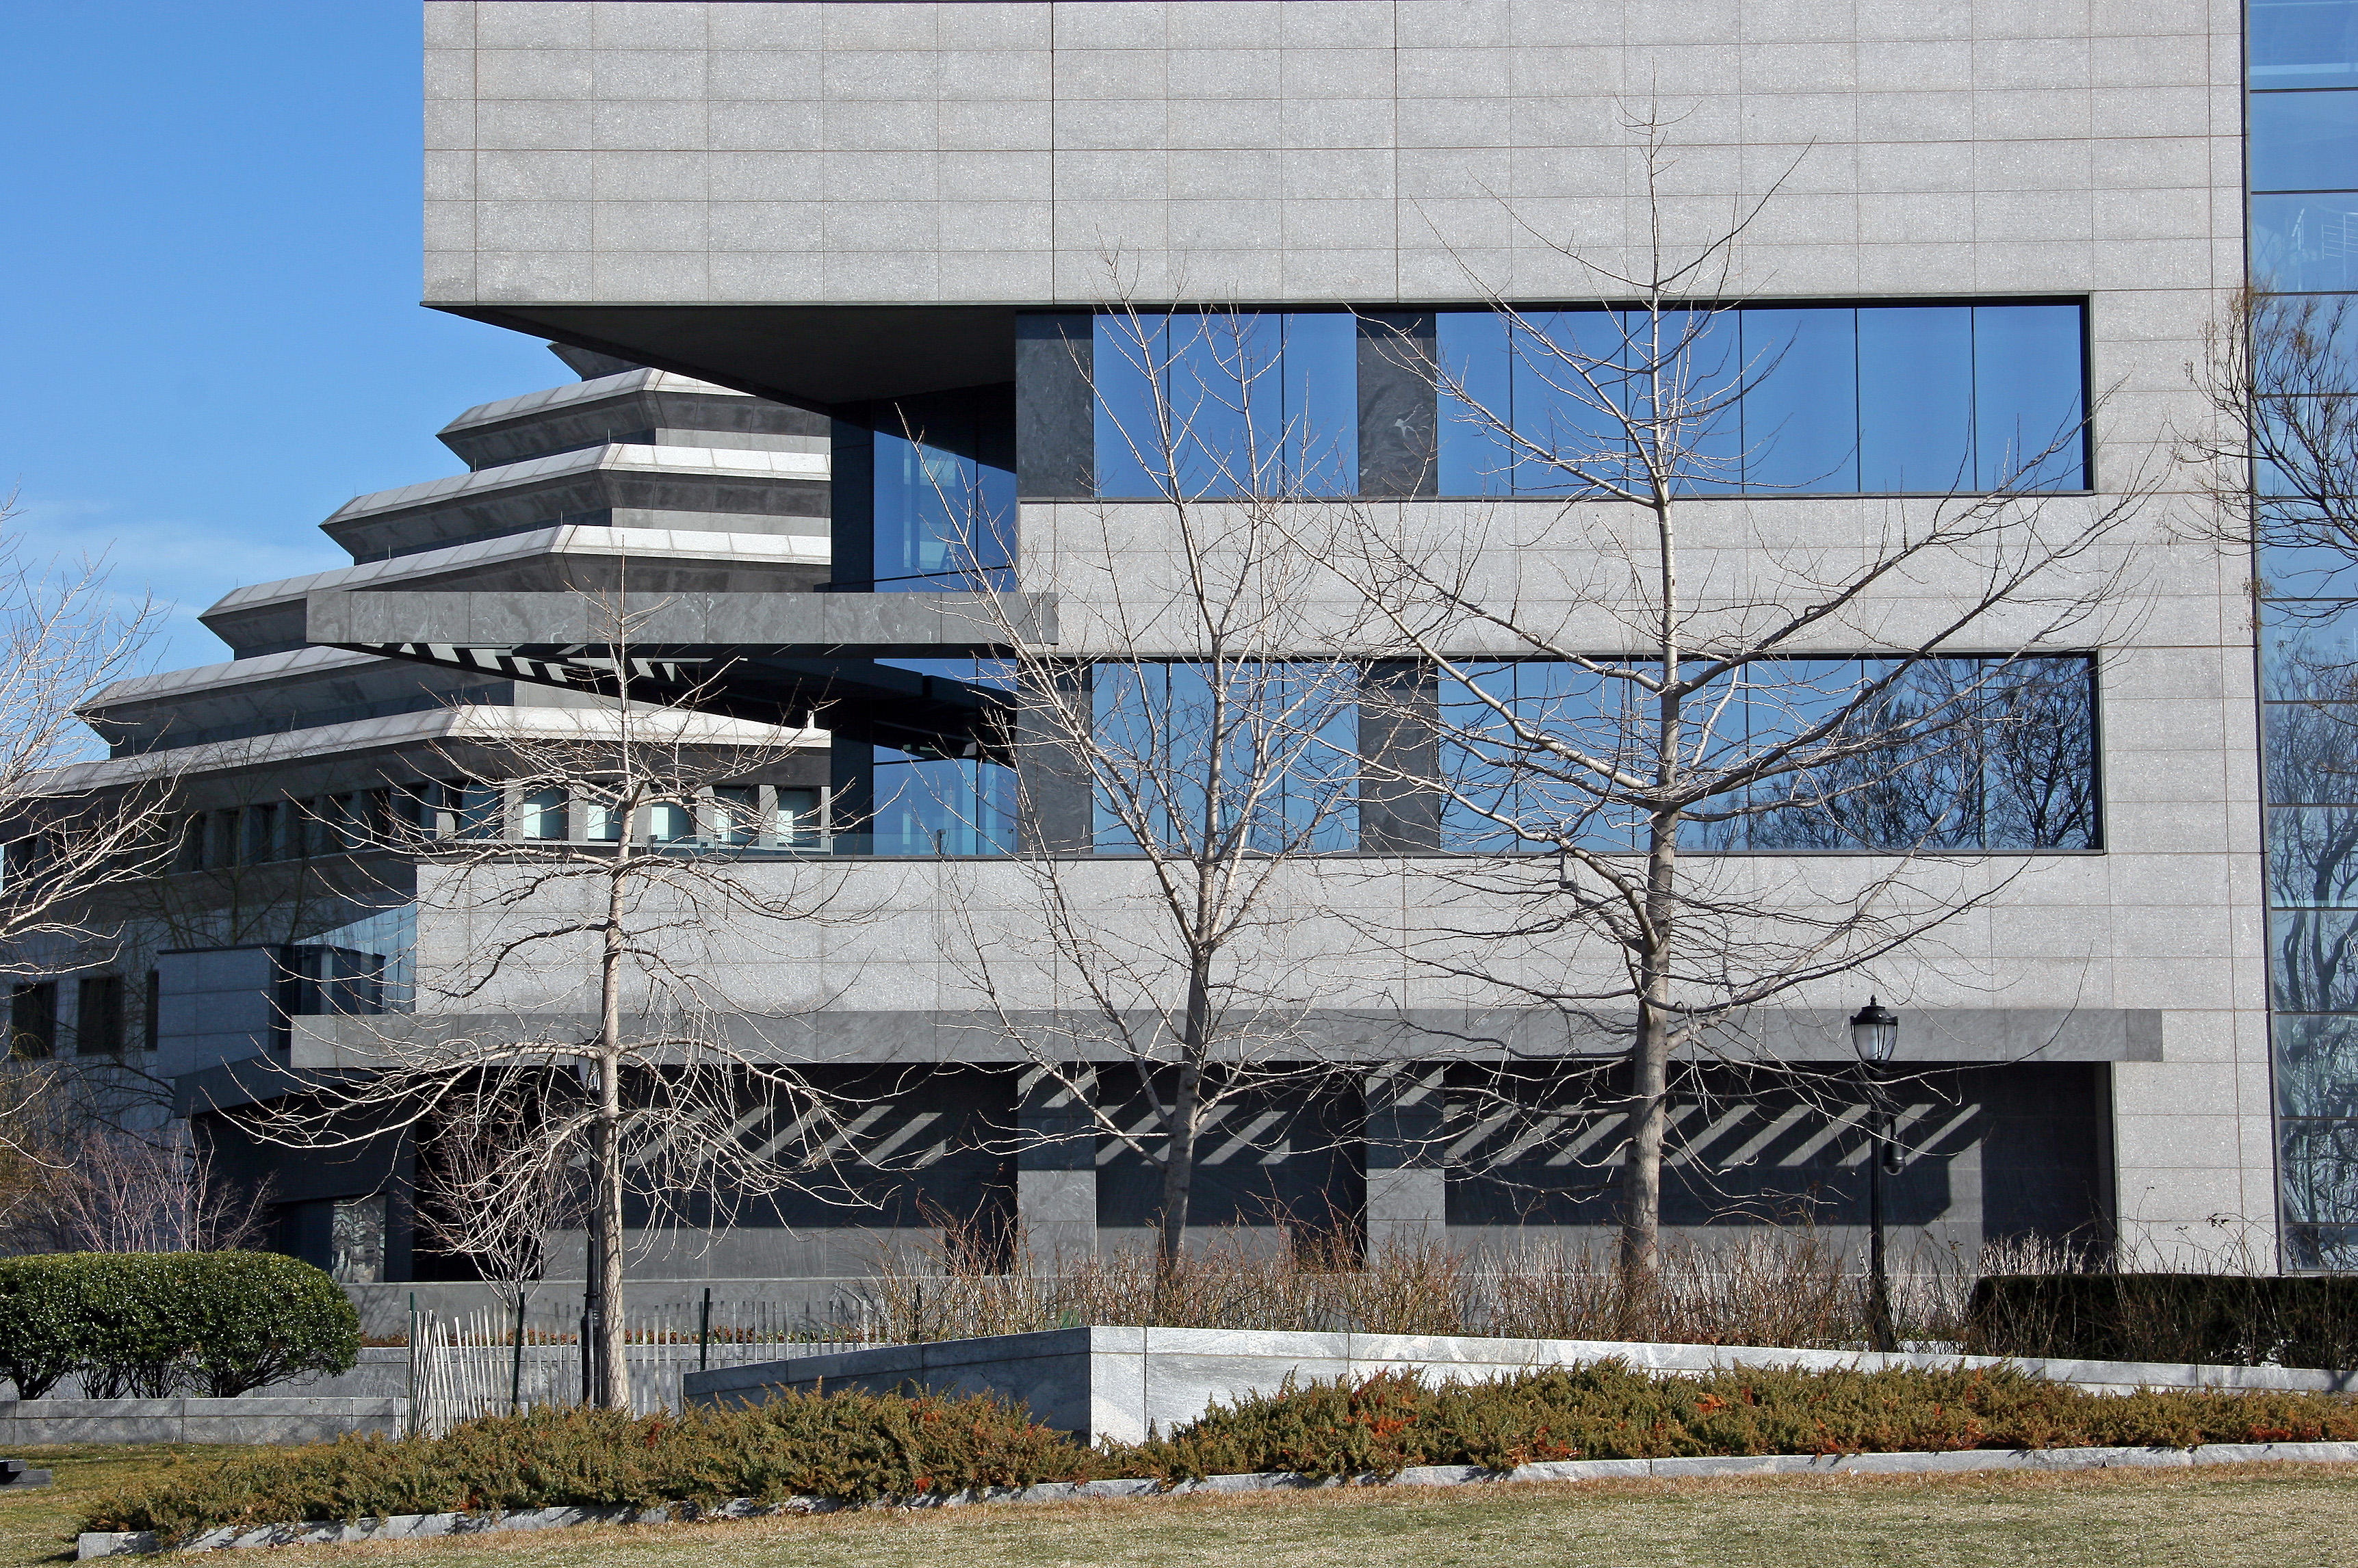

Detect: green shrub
[1128, 1361, 2358, 1482]
[1968, 1274, 2358, 1370]
[0, 1254, 88, 1398]
[79, 1363, 2358, 1542]
[83, 1394, 1113, 1540]
[0, 1251, 359, 1400]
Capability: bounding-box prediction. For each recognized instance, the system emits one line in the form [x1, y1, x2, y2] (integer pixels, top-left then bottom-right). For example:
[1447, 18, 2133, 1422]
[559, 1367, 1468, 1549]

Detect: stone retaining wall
[683, 1326, 2358, 1444]
[0, 1398, 401, 1446]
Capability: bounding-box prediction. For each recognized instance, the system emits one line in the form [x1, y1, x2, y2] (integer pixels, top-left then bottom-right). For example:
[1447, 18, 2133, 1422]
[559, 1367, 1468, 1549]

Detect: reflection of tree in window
[1091, 662, 1359, 855]
[874, 386, 1015, 591]
[1442, 657, 2096, 854]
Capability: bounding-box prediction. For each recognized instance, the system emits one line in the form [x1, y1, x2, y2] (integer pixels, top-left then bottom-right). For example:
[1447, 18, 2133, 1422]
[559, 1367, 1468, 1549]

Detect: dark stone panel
[1359, 660, 1442, 851]
[1016, 314, 1094, 499]
[446, 303, 1020, 410]
[1093, 1070, 1366, 1236]
[1443, 1062, 2110, 1246]
[1018, 1068, 1098, 1172]
[829, 736, 875, 841]
[634, 1066, 1016, 1238]
[1015, 662, 1095, 852]
[830, 417, 877, 591]
[1366, 1063, 1447, 1171]
[1358, 313, 1438, 498]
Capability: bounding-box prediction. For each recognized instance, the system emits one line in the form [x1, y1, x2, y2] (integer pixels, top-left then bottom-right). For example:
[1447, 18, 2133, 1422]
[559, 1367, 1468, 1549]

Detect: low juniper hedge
[83, 1361, 2358, 1541]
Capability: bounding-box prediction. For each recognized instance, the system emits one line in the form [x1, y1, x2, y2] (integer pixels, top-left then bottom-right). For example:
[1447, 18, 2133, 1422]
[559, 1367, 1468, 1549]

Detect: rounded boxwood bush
[0, 1251, 359, 1400]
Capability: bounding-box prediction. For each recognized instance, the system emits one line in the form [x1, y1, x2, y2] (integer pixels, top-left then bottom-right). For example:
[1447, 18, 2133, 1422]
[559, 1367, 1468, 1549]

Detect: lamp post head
[1850, 996, 1900, 1066]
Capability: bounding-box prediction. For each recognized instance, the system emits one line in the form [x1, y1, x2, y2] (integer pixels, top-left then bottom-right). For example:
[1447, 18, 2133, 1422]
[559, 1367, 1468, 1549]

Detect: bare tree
[3, 1125, 272, 1255]
[2184, 287, 2358, 584]
[948, 304, 1373, 1273]
[233, 592, 868, 1407]
[0, 506, 178, 1023]
[1322, 115, 2148, 1290]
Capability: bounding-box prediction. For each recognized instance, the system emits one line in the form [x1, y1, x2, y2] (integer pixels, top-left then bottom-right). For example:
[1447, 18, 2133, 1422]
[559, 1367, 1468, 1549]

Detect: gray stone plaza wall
[0, 1399, 400, 1447]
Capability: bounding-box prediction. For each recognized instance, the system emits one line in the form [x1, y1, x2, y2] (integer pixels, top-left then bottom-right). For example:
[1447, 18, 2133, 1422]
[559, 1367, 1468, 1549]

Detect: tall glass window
[1434, 302, 2086, 497]
[873, 387, 1015, 591]
[1436, 657, 2097, 854]
[1090, 662, 1360, 854]
[2251, 0, 2358, 1268]
[1093, 313, 1358, 499]
[866, 658, 1017, 856]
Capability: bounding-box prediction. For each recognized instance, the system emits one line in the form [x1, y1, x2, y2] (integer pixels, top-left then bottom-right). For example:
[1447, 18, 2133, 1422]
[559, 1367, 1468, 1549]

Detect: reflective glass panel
[874, 388, 1015, 592]
[2253, 194, 2358, 291]
[1280, 313, 1360, 495]
[1973, 304, 2087, 489]
[2269, 805, 2358, 905]
[517, 788, 567, 841]
[1093, 313, 1168, 499]
[1649, 309, 1744, 496]
[452, 786, 503, 840]
[1740, 307, 1858, 493]
[2253, 1, 2358, 88]
[2258, 536, 2358, 599]
[1858, 306, 1975, 491]
[1093, 313, 1359, 499]
[1510, 310, 1638, 495]
[1980, 658, 2100, 850]
[1438, 661, 1644, 851]
[2265, 700, 2358, 805]
[645, 802, 695, 843]
[1436, 309, 1514, 496]
[869, 657, 1016, 856]
[712, 786, 758, 846]
[1442, 656, 2095, 852]
[2252, 88, 2358, 190]
[2259, 598, 2358, 701]
[1092, 662, 1360, 854]
[2272, 909, 2358, 1010]
[871, 753, 1016, 854]
[1167, 311, 1286, 496]
[775, 787, 823, 846]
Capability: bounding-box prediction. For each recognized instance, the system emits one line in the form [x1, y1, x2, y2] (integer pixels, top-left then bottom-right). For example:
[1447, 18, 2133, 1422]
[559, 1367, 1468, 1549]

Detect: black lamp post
[1849, 997, 1901, 1353]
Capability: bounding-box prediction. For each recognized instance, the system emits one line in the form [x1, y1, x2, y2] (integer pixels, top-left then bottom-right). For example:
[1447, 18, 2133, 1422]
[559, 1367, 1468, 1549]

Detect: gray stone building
[22, 1, 2319, 1289]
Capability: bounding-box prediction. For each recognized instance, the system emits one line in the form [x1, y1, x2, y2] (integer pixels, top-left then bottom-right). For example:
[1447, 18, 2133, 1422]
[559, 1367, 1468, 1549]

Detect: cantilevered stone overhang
[280, 1007, 2166, 1075]
[304, 588, 1056, 757]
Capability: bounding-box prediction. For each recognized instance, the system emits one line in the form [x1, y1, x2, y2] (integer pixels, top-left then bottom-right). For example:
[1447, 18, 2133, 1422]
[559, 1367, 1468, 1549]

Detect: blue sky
[0, 1, 555, 672]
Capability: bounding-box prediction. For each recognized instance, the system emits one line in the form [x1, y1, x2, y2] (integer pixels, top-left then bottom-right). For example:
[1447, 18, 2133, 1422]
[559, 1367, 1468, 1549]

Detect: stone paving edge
[72, 1441, 2358, 1557]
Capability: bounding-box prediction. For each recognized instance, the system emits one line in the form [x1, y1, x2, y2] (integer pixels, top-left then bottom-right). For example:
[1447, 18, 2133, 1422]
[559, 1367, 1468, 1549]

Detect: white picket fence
[406, 1301, 883, 1435]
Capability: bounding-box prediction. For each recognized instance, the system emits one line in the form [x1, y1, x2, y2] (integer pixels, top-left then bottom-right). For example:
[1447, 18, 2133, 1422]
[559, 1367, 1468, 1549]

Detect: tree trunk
[591, 849, 631, 1411]
[1620, 498, 1681, 1331]
[1155, 965, 1214, 1276]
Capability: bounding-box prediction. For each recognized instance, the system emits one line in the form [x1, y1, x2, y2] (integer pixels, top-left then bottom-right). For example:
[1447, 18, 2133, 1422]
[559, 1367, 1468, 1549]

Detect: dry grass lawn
[1, 1447, 2355, 1567]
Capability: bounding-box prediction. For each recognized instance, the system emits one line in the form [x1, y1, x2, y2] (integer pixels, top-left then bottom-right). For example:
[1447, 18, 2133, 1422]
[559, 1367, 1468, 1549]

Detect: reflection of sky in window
[2253, 194, 2358, 291]
[2261, 599, 2358, 700]
[873, 391, 1015, 592]
[2253, 1, 2358, 88]
[1090, 662, 1359, 854]
[2251, 88, 2358, 191]
[2248, 2, 2358, 1264]
[868, 657, 1016, 855]
[1091, 313, 1357, 499]
[1433, 303, 2080, 497]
